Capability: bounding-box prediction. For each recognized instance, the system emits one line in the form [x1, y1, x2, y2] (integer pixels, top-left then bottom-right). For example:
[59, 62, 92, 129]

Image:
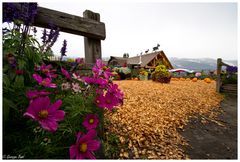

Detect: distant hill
[169, 57, 237, 72]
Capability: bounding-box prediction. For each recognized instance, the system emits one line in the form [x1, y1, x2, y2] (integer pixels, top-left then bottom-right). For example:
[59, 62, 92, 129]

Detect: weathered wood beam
[145, 65, 156, 69]
[33, 6, 106, 40]
[221, 62, 230, 67]
[216, 58, 222, 93]
[84, 10, 102, 64]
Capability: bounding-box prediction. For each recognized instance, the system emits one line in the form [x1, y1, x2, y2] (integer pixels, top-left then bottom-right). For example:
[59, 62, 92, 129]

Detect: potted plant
[151, 65, 171, 83]
[139, 68, 148, 80]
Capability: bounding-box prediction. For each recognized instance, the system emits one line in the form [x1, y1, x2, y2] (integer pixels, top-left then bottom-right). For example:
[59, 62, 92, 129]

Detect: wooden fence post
[216, 58, 222, 93]
[83, 10, 102, 66]
[83, 11, 105, 158]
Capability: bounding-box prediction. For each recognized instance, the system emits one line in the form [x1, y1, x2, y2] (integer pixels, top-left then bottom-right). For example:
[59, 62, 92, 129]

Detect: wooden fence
[32, 5, 106, 66]
[216, 58, 237, 94]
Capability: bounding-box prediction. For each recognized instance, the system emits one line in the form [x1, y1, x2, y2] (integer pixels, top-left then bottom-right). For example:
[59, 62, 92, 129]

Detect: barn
[108, 51, 173, 69]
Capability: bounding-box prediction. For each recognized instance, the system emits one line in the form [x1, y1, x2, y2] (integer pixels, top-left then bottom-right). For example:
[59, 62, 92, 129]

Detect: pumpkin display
[204, 78, 211, 83]
[192, 78, 198, 82]
[171, 78, 178, 81]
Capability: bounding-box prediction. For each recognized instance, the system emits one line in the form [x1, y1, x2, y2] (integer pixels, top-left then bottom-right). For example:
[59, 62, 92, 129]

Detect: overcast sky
[36, 1, 237, 60]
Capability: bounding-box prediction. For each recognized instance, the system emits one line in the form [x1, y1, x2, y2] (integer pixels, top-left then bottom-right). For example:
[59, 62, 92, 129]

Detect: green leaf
[18, 59, 26, 69]
[9, 70, 16, 81]
[14, 75, 24, 88]
[3, 74, 10, 88]
[3, 97, 17, 122]
[3, 64, 9, 73]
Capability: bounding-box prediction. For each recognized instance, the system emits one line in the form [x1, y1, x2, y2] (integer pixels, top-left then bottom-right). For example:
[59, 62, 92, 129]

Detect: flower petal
[40, 119, 58, 132]
[85, 151, 96, 159]
[76, 153, 84, 159]
[33, 74, 42, 83]
[23, 112, 37, 120]
[69, 145, 77, 159]
[48, 100, 62, 113]
[86, 140, 101, 151]
[79, 129, 97, 143]
[25, 96, 50, 118]
[53, 110, 65, 121]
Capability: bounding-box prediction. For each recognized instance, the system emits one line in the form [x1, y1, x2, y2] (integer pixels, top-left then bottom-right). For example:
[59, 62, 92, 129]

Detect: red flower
[15, 69, 24, 75]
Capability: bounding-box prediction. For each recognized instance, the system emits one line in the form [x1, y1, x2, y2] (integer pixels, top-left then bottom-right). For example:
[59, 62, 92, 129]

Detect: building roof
[110, 56, 128, 60]
[127, 51, 173, 69]
[108, 50, 173, 69]
[107, 56, 128, 67]
[127, 52, 159, 67]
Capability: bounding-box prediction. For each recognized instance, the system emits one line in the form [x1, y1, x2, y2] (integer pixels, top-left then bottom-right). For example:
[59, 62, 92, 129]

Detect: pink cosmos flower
[72, 73, 83, 81]
[83, 77, 108, 88]
[72, 82, 81, 93]
[92, 59, 113, 80]
[61, 82, 71, 90]
[82, 114, 99, 130]
[83, 77, 95, 84]
[69, 130, 100, 159]
[95, 92, 119, 111]
[95, 78, 108, 88]
[95, 94, 106, 108]
[33, 74, 57, 88]
[23, 96, 65, 132]
[61, 67, 71, 80]
[108, 83, 124, 104]
[40, 64, 57, 78]
[103, 92, 119, 111]
[26, 90, 51, 100]
[75, 58, 84, 64]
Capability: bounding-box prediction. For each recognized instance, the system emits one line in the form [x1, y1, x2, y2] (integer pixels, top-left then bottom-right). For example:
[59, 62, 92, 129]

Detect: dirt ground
[106, 80, 227, 159]
[180, 93, 237, 159]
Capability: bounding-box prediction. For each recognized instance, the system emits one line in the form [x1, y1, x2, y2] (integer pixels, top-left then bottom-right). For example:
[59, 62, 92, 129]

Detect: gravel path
[105, 80, 224, 159]
[180, 93, 237, 159]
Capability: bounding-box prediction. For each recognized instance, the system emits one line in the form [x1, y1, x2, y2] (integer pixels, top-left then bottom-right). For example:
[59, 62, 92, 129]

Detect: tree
[123, 53, 129, 58]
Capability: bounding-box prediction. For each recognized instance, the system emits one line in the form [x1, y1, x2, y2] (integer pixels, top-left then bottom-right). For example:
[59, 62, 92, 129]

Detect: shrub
[151, 65, 171, 83]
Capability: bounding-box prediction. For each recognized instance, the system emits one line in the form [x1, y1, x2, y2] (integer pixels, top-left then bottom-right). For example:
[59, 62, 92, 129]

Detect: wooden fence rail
[15, 4, 106, 65]
[216, 58, 230, 93]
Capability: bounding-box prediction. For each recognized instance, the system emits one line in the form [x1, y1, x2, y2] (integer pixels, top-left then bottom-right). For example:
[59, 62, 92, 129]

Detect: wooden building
[108, 56, 127, 67]
[108, 51, 173, 69]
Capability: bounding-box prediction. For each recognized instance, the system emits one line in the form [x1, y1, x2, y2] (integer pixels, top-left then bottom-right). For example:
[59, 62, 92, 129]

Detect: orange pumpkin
[186, 78, 191, 81]
[180, 78, 186, 81]
[204, 78, 211, 83]
[192, 78, 198, 82]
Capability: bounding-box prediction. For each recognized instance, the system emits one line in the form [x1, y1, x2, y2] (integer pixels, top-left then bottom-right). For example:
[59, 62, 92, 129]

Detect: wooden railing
[216, 58, 230, 93]
[30, 5, 106, 66]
